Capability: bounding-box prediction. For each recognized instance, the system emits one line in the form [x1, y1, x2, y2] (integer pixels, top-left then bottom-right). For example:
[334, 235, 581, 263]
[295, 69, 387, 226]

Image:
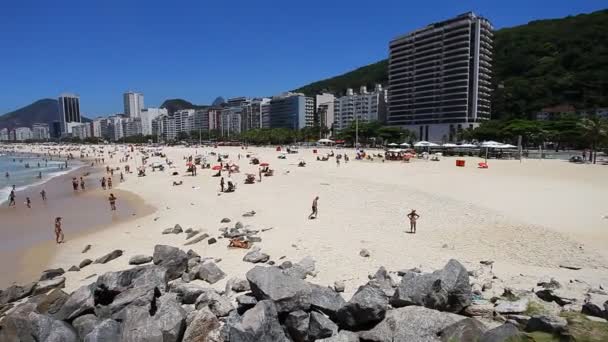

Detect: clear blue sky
[1, 0, 605, 116]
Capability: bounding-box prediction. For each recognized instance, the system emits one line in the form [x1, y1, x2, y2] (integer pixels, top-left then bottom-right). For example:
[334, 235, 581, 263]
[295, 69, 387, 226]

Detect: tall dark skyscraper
[58, 93, 81, 134]
[388, 12, 493, 142]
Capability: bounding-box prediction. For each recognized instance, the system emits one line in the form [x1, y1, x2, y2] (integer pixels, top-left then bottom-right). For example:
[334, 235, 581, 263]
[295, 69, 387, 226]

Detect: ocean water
[0, 153, 81, 204]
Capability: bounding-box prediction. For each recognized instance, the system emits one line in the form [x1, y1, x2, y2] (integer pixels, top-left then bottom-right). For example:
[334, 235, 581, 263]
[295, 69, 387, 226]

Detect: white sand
[17, 145, 608, 295]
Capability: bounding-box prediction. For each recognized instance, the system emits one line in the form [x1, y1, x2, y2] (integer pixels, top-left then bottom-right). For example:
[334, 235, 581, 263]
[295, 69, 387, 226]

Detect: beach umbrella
[399, 142, 411, 147]
[459, 143, 477, 148]
[496, 144, 516, 149]
[387, 143, 398, 147]
[442, 143, 458, 148]
[318, 138, 334, 143]
[260, 162, 269, 167]
[413, 141, 439, 147]
[480, 141, 502, 148]
[212, 165, 222, 171]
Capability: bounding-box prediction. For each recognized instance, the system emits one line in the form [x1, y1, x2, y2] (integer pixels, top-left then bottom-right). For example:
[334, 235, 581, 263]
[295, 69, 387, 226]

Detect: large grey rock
[107, 285, 158, 317]
[28, 288, 68, 315]
[582, 302, 605, 318]
[438, 317, 486, 342]
[163, 224, 183, 234]
[72, 314, 100, 341]
[0, 282, 36, 305]
[79, 259, 93, 269]
[0, 303, 37, 341]
[94, 249, 123, 264]
[182, 306, 223, 342]
[195, 288, 234, 317]
[228, 300, 288, 341]
[246, 266, 312, 313]
[153, 244, 188, 280]
[129, 254, 153, 265]
[120, 293, 186, 342]
[336, 284, 388, 330]
[284, 310, 309, 342]
[479, 323, 526, 342]
[243, 247, 270, 263]
[96, 265, 169, 293]
[33, 276, 66, 295]
[525, 314, 568, 334]
[236, 294, 258, 313]
[83, 319, 122, 342]
[317, 330, 359, 342]
[367, 266, 396, 298]
[308, 311, 338, 340]
[310, 284, 346, 319]
[494, 298, 529, 314]
[390, 259, 472, 313]
[39, 268, 65, 281]
[284, 256, 316, 279]
[226, 277, 251, 294]
[170, 281, 207, 305]
[195, 262, 226, 284]
[359, 306, 466, 342]
[29, 311, 78, 342]
[184, 233, 210, 246]
[54, 283, 96, 321]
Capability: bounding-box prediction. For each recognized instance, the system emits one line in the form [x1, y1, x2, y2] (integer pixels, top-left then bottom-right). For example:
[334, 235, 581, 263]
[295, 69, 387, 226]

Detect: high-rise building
[71, 123, 92, 140]
[315, 93, 335, 132]
[140, 108, 167, 136]
[123, 91, 144, 118]
[32, 123, 50, 140]
[14, 127, 33, 141]
[269, 93, 314, 130]
[334, 85, 387, 131]
[0, 128, 9, 141]
[261, 102, 271, 129]
[58, 93, 81, 134]
[388, 12, 493, 142]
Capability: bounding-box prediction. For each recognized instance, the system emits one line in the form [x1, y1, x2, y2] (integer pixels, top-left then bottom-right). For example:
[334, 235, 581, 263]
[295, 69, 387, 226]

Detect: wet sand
[0, 164, 154, 288]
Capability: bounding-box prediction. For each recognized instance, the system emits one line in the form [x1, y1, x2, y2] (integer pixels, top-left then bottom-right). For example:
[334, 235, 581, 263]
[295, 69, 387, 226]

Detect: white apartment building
[140, 108, 167, 136]
[315, 93, 335, 132]
[71, 123, 91, 140]
[14, 127, 33, 141]
[123, 91, 144, 118]
[32, 123, 50, 140]
[333, 85, 387, 131]
[0, 128, 9, 141]
[221, 107, 242, 137]
[92, 119, 103, 138]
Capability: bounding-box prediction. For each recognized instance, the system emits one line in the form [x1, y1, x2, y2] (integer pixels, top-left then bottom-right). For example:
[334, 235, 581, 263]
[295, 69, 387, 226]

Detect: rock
[121, 293, 186, 342]
[0, 282, 36, 304]
[367, 266, 395, 298]
[463, 299, 494, 317]
[208, 237, 217, 245]
[335, 284, 388, 330]
[317, 330, 359, 342]
[153, 244, 188, 280]
[334, 281, 345, 293]
[235, 221, 244, 229]
[243, 247, 270, 263]
[284, 256, 317, 279]
[309, 311, 338, 340]
[68, 265, 80, 272]
[495, 298, 529, 314]
[39, 268, 65, 281]
[72, 314, 100, 340]
[29, 289, 69, 315]
[187, 249, 199, 259]
[82, 244, 92, 253]
[54, 283, 96, 321]
[185, 228, 193, 234]
[228, 300, 288, 341]
[107, 285, 158, 318]
[247, 236, 262, 243]
[284, 310, 310, 342]
[0, 303, 37, 340]
[33, 276, 66, 295]
[229, 278, 251, 293]
[358, 306, 465, 341]
[479, 323, 525, 342]
[129, 254, 153, 265]
[236, 294, 258, 313]
[280, 261, 293, 269]
[221, 217, 231, 223]
[187, 257, 201, 270]
[79, 259, 93, 269]
[310, 284, 346, 319]
[163, 224, 183, 234]
[537, 278, 561, 289]
[194, 262, 226, 284]
[439, 317, 486, 342]
[559, 264, 582, 270]
[242, 211, 256, 217]
[397, 267, 422, 276]
[170, 281, 207, 305]
[96, 265, 169, 293]
[186, 230, 201, 239]
[195, 289, 234, 317]
[94, 249, 123, 264]
[525, 314, 568, 334]
[390, 259, 472, 313]
[184, 233, 210, 246]
[246, 266, 312, 313]
[582, 302, 605, 318]
[182, 306, 223, 342]
[29, 311, 78, 341]
[536, 289, 577, 306]
[359, 249, 370, 257]
[83, 319, 122, 341]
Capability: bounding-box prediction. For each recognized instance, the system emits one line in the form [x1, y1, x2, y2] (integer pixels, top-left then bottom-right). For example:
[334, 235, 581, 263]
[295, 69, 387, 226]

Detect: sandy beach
[3, 144, 604, 298]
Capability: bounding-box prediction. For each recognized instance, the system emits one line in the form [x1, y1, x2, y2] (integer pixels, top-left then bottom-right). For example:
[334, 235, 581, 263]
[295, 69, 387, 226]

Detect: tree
[578, 116, 608, 163]
[176, 131, 189, 141]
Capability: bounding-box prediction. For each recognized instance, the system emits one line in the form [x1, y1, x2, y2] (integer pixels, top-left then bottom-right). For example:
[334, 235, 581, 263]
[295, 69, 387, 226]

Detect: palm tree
[578, 116, 608, 164]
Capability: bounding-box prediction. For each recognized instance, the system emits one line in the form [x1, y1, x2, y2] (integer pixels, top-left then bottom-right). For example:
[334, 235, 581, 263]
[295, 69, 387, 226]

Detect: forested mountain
[160, 99, 208, 114]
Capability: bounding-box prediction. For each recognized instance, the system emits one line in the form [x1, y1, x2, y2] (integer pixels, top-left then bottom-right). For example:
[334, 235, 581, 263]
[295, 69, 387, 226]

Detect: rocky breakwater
[1, 243, 607, 341]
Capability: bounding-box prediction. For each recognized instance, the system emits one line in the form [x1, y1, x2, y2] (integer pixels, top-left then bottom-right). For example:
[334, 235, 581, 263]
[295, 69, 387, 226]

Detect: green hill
[294, 9, 608, 118]
[160, 99, 209, 114]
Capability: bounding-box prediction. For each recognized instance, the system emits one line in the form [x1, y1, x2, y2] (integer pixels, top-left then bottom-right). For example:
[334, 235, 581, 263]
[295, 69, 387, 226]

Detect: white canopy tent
[458, 143, 478, 148]
[387, 143, 398, 147]
[413, 141, 440, 147]
[317, 139, 334, 144]
[442, 143, 458, 148]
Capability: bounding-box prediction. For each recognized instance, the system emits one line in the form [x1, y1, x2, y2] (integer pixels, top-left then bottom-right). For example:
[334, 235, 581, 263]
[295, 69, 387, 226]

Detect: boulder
[359, 249, 370, 257]
[94, 250, 123, 264]
[39, 268, 65, 281]
[390, 259, 472, 313]
[246, 266, 312, 313]
[195, 288, 234, 317]
[317, 330, 359, 342]
[33, 276, 66, 295]
[235, 221, 244, 229]
[479, 323, 525, 342]
[120, 293, 186, 342]
[243, 247, 270, 263]
[194, 262, 226, 284]
[236, 294, 258, 313]
[582, 302, 605, 318]
[284, 256, 317, 280]
[228, 300, 288, 341]
[83, 319, 122, 342]
[163, 224, 183, 234]
[525, 315, 568, 334]
[310, 284, 346, 319]
[334, 281, 345, 293]
[335, 284, 388, 330]
[0, 303, 37, 341]
[187, 249, 200, 259]
[96, 265, 169, 293]
[79, 259, 93, 269]
[439, 317, 486, 342]
[284, 310, 310, 342]
[183, 306, 223, 342]
[29, 288, 69, 315]
[170, 281, 207, 305]
[221, 218, 231, 223]
[309, 311, 338, 340]
[184, 233, 210, 246]
[129, 255, 153, 265]
[227, 277, 251, 293]
[82, 244, 92, 253]
[495, 298, 529, 314]
[0, 282, 36, 304]
[463, 299, 494, 317]
[54, 283, 96, 321]
[208, 237, 217, 245]
[29, 311, 78, 342]
[107, 285, 158, 318]
[68, 265, 80, 272]
[359, 306, 466, 341]
[367, 266, 396, 298]
[153, 244, 188, 280]
[72, 314, 100, 340]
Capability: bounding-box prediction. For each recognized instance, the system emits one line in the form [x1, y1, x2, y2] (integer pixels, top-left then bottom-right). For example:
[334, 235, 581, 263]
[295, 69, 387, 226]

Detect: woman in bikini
[54, 217, 64, 243]
[407, 209, 420, 233]
[109, 193, 117, 211]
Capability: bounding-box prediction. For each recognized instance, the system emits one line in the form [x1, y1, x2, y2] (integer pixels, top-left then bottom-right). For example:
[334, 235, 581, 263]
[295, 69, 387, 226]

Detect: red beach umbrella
[212, 165, 222, 171]
[259, 162, 269, 167]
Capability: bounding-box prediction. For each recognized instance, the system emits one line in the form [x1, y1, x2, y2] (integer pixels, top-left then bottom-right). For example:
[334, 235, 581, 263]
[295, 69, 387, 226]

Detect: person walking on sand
[8, 190, 16, 207]
[120, 172, 124, 182]
[220, 177, 225, 192]
[108, 193, 117, 211]
[40, 189, 47, 201]
[80, 177, 85, 190]
[26, 197, 31, 208]
[54, 217, 64, 243]
[107, 177, 113, 189]
[72, 177, 79, 191]
[259, 168, 262, 182]
[308, 196, 319, 219]
[101, 177, 106, 190]
[407, 209, 420, 233]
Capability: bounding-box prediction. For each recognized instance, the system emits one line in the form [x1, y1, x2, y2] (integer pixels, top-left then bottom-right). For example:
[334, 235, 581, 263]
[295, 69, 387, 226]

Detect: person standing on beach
[80, 177, 85, 190]
[220, 177, 225, 192]
[8, 190, 16, 207]
[72, 177, 79, 191]
[107, 177, 113, 189]
[308, 196, 319, 219]
[101, 177, 106, 190]
[407, 209, 420, 234]
[108, 193, 117, 211]
[26, 197, 31, 208]
[40, 189, 47, 201]
[120, 172, 124, 182]
[54, 217, 64, 243]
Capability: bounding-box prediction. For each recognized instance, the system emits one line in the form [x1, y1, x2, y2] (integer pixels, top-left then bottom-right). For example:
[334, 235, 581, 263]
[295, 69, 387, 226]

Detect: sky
[0, 0, 605, 117]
